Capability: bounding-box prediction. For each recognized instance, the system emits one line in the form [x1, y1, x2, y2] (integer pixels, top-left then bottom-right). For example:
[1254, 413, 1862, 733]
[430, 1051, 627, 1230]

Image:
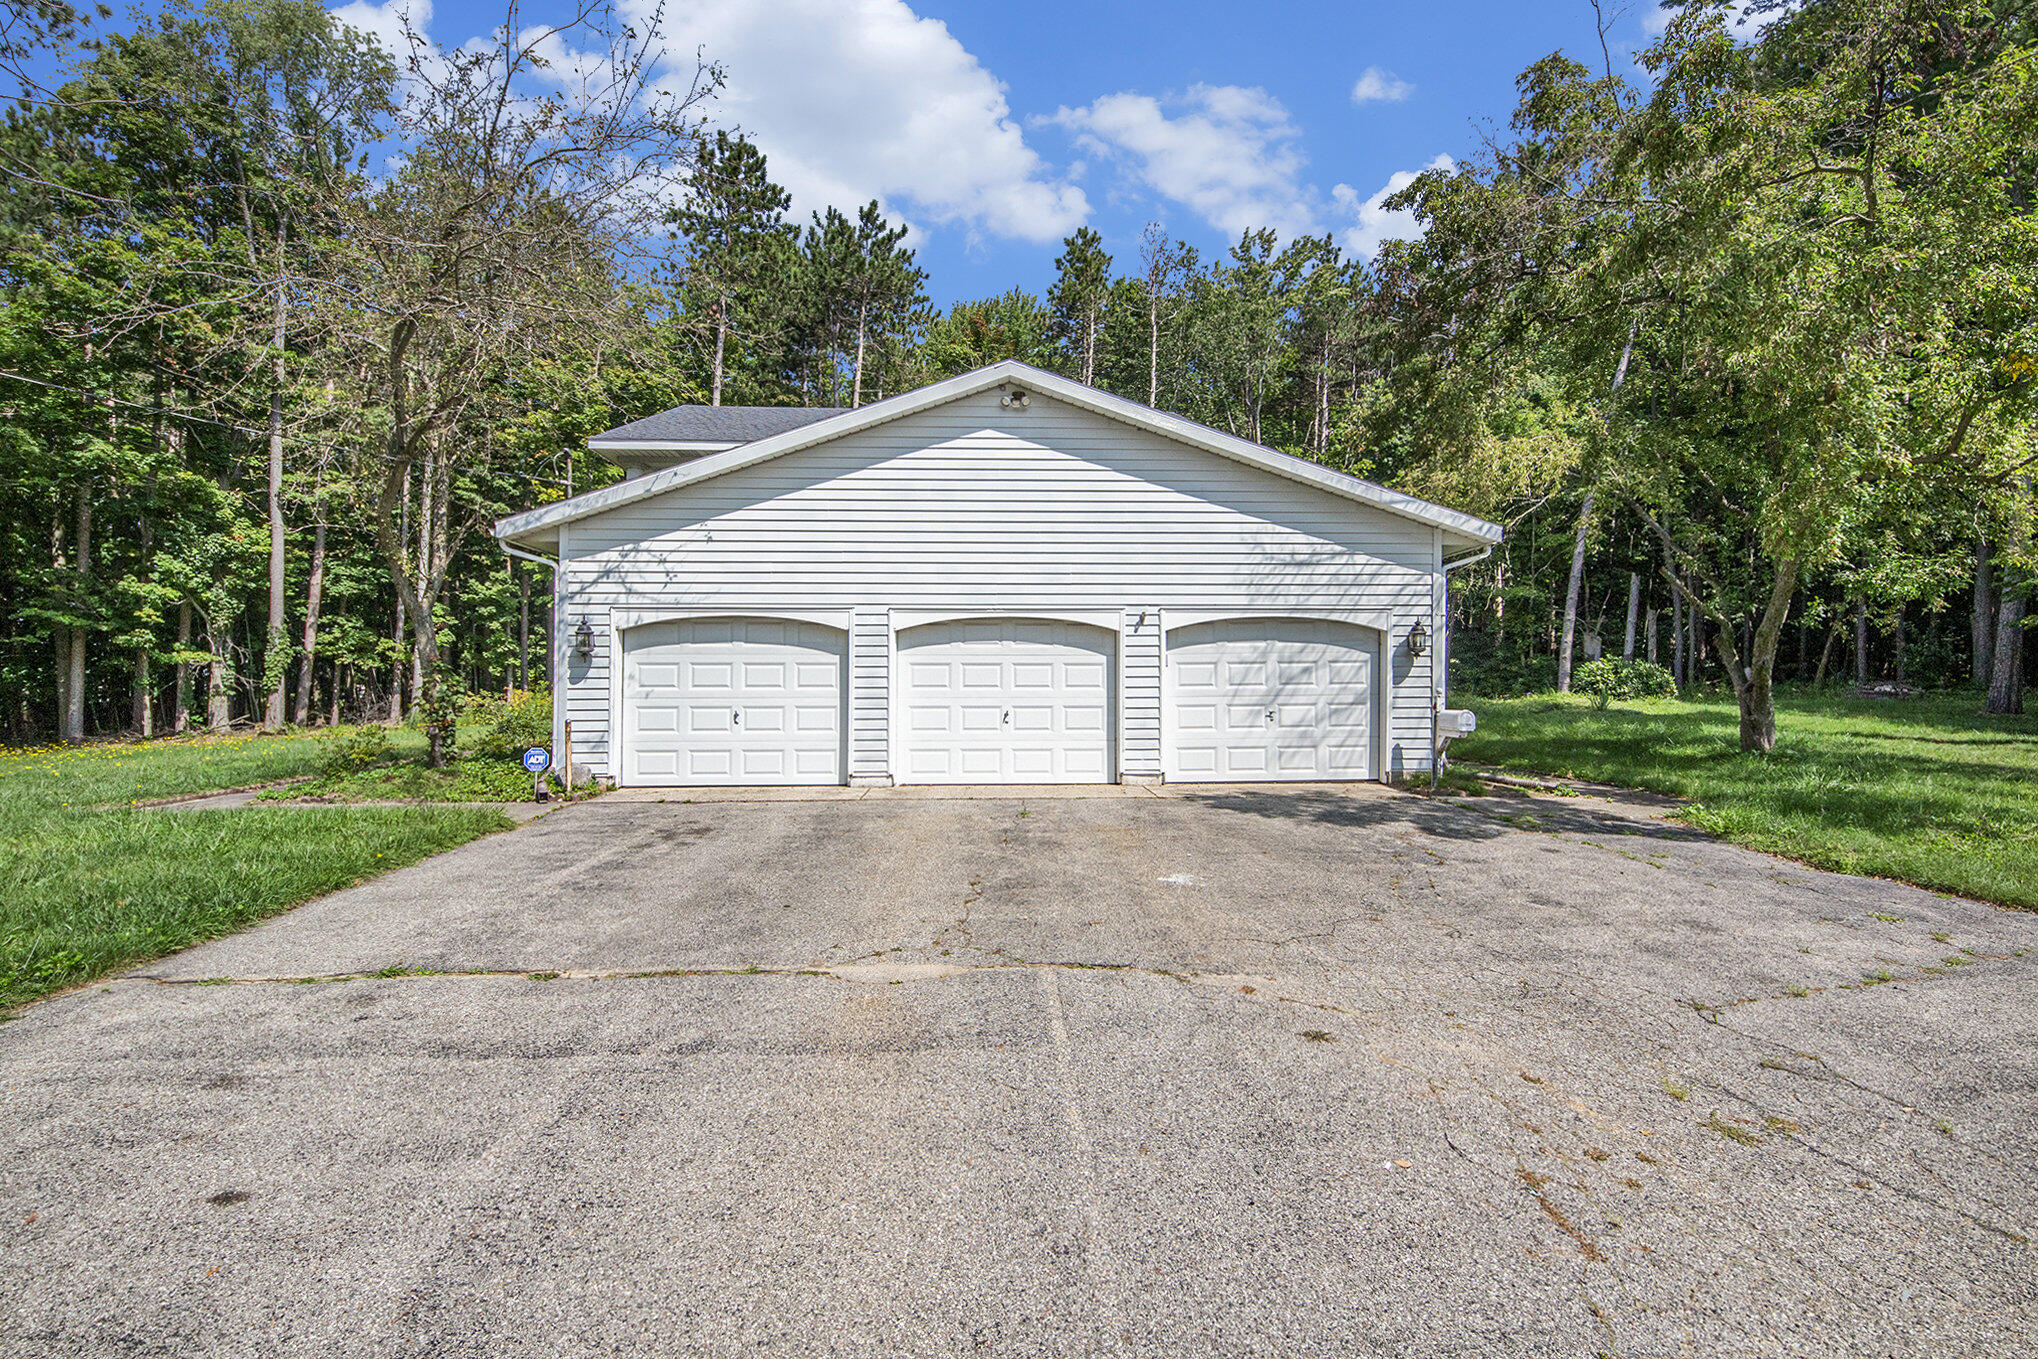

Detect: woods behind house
[4, 0, 2034, 755]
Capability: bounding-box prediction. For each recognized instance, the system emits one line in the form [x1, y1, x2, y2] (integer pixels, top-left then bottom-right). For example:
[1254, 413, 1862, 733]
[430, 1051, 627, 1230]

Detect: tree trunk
[517, 563, 531, 693]
[1556, 492, 1595, 692]
[206, 615, 231, 731]
[1622, 572, 1640, 659]
[1893, 605, 1907, 685]
[1704, 559, 1799, 752]
[132, 649, 152, 737]
[1854, 599, 1869, 684]
[173, 601, 192, 733]
[1082, 300, 1097, 386]
[63, 627, 85, 744]
[1147, 294, 1160, 407]
[1986, 587, 2027, 715]
[294, 520, 326, 725]
[329, 662, 343, 727]
[1814, 625, 1839, 689]
[851, 307, 867, 408]
[1670, 580, 1685, 687]
[411, 455, 430, 708]
[62, 483, 91, 744]
[1645, 607, 1658, 663]
[263, 382, 288, 729]
[711, 297, 726, 406]
[389, 590, 406, 723]
[1974, 537, 1997, 687]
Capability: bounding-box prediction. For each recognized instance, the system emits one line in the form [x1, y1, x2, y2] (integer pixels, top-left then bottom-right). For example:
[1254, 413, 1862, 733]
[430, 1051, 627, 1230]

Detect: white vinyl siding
[849, 608, 890, 780]
[1121, 608, 1162, 777]
[556, 389, 1436, 781]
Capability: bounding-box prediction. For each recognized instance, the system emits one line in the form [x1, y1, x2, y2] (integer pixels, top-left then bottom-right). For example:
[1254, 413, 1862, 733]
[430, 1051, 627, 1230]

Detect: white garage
[619, 617, 845, 786]
[1165, 618, 1380, 781]
[498, 360, 1501, 789]
[897, 618, 1114, 783]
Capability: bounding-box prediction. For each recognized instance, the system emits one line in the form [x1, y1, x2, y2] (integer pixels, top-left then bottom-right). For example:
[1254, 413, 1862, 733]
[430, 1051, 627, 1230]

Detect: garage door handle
[1266, 708, 1276, 725]
[1002, 708, 1012, 725]
[732, 709, 742, 727]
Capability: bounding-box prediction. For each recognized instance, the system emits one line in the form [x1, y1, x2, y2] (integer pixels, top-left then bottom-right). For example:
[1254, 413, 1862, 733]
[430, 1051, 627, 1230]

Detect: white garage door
[1166, 618, 1378, 781]
[898, 619, 1115, 784]
[621, 617, 845, 786]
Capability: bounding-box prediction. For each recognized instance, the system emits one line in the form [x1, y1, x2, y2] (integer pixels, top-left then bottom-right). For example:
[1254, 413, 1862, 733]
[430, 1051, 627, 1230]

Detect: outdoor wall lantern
[573, 619, 595, 661]
[1407, 619, 1429, 657]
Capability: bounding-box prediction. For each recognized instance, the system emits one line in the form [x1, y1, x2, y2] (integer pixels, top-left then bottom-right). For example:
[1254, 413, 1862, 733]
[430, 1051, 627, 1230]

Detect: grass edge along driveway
[1457, 691, 2038, 911]
[0, 729, 510, 1013]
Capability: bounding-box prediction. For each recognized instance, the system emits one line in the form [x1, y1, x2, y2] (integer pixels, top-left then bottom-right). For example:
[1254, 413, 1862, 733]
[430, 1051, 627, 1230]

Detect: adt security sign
[522, 747, 551, 773]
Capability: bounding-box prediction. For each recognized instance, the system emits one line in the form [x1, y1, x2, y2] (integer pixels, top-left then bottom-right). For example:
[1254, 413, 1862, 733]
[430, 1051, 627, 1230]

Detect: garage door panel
[623, 618, 845, 787]
[1167, 618, 1377, 782]
[898, 620, 1116, 785]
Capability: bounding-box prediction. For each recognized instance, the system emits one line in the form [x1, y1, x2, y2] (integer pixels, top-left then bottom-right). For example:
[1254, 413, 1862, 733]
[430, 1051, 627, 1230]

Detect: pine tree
[1047, 227, 1110, 384]
[793, 201, 928, 406]
[668, 131, 798, 406]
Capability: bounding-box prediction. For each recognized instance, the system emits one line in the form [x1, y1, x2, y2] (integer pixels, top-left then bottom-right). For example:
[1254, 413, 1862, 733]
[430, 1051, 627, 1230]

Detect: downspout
[501, 540, 563, 788]
[1434, 544, 1495, 788]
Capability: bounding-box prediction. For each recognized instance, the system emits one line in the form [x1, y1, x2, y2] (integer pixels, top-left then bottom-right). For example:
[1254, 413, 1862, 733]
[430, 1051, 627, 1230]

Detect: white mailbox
[1436, 709, 1477, 738]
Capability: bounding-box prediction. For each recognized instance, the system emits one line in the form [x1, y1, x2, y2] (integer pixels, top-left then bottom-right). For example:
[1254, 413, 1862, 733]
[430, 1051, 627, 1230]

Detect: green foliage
[919, 289, 1058, 378]
[278, 756, 562, 803]
[461, 688, 552, 761]
[1573, 659, 1678, 706]
[1458, 692, 2038, 910]
[314, 723, 392, 776]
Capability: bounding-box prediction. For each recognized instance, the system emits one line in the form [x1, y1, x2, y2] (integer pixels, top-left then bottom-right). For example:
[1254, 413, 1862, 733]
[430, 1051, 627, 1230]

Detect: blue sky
[331, 0, 1680, 307]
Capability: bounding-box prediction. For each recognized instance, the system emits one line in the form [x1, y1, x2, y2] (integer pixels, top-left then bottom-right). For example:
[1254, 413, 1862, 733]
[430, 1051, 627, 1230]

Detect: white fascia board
[494, 360, 1503, 548]
[589, 439, 740, 454]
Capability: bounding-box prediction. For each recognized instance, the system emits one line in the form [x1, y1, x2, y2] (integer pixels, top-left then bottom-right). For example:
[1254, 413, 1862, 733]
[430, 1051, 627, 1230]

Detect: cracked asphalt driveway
[5, 781, 2037, 1356]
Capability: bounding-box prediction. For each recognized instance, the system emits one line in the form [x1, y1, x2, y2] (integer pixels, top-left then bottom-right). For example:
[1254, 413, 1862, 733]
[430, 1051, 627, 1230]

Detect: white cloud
[1349, 66, 1412, 104]
[1331, 154, 1454, 258]
[644, 0, 1086, 244]
[329, 0, 429, 61]
[332, 0, 1088, 244]
[1045, 84, 1319, 240]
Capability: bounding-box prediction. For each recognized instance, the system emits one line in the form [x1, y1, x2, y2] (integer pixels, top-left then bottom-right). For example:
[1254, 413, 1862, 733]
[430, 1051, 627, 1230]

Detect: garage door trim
[610, 611, 850, 787]
[1161, 613, 1385, 784]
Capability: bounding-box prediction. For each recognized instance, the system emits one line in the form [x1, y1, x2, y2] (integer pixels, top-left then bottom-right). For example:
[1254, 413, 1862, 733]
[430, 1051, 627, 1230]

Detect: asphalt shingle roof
[591, 405, 849, 446]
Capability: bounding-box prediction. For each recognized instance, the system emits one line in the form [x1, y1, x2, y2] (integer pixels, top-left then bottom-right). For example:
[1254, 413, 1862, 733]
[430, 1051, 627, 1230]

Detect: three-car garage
[612, 612, 1382, 788]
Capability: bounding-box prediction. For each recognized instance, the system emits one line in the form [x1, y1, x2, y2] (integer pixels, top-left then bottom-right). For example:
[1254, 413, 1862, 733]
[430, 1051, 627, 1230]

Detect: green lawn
[1456, 691, 2038, 910]
[0, 729, 509, 1012]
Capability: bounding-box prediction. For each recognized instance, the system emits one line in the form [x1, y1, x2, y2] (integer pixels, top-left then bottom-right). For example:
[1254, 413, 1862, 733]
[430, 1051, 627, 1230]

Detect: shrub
[1573, 658, 1678, 707]
[464, 688, 553, 761]
[316, 725, 394, 776]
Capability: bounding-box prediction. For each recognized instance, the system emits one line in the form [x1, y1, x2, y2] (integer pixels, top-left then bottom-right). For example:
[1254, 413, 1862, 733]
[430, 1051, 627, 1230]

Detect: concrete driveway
[5, 781, 2036, 1356]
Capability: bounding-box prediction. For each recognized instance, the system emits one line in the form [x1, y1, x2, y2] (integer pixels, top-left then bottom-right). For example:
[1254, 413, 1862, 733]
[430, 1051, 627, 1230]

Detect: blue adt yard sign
[522, 747, 551, 773]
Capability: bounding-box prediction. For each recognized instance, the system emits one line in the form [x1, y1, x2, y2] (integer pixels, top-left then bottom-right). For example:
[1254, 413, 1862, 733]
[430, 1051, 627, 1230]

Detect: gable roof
[590, 404, 849, 449]
[496, 360, 1503, 550]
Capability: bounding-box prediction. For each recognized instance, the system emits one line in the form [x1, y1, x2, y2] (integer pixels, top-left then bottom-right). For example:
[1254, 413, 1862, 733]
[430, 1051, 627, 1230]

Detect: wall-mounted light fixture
[573, 619, 595, 661]
[999, 388, 1030, 410]
[1407, 619, 1429, 658]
